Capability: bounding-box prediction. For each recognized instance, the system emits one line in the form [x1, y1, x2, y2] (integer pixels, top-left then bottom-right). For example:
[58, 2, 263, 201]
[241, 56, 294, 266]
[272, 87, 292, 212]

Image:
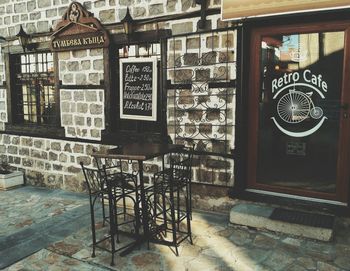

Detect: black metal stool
[103, 165, 141, 266]
[94, 153, 139, 229]
[151, 145, 194, 255]
[80, 163, 112, 259]
[81, 161, 140, 266]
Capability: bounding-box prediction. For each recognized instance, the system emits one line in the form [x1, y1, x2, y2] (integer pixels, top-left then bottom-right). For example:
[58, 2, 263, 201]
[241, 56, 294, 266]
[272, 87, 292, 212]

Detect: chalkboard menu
[120, 57, 157, 121]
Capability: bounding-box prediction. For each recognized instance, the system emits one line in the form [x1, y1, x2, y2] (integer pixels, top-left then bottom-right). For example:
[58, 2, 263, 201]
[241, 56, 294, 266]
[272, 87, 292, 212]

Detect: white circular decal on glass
[271, 69, 327, 137]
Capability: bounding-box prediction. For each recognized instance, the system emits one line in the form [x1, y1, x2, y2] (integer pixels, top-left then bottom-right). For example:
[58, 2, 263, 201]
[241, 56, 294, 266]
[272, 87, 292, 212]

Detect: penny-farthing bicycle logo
[271, 70, 328, 137]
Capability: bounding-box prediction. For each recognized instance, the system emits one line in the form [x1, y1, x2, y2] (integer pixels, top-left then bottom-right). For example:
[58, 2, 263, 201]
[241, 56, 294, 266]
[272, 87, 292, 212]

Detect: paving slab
[230, 203, 334, 241]
[1, 186, 350, 270]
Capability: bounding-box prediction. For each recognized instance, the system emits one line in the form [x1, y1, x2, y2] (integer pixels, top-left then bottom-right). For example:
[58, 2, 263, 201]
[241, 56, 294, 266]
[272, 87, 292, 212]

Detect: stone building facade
[0, 0, 237, 211]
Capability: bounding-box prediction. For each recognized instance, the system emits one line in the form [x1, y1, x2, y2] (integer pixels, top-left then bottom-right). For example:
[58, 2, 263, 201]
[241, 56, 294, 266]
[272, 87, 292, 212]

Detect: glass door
[247, 21, 350, 202]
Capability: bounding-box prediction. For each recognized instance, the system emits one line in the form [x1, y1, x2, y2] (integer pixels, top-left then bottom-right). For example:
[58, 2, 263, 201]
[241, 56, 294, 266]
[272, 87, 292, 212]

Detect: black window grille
[11, 52, 56, 126]
[166, 29, 236, 187]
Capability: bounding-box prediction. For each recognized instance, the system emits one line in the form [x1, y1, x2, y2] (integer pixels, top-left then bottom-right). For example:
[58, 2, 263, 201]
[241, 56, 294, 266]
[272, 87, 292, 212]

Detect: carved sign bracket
[50, 2, 109, 51]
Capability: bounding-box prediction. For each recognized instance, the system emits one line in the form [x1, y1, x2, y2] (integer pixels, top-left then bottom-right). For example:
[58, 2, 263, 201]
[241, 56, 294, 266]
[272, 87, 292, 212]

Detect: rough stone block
[6, 4, 12, 13]
[219, 51, 234, 63]
[73, 91, 84, 101]
[206, 108, 221, 121]
[33, 140, 44, 149]
[169, 69, 193, 82]
[21, 137, 33, 147]
[3, 16, 10, 25]
[58, 52, 71, 60]
[89, 48, 103, 56]
[213, 66, 229, 80]
[90, 129, 100, 138]
[188, 110, 203, 122]
[202, 52, 217, 65]
[67, 61, 79, 72]
[19, 148, 30, 156]
[74, 116, 85, 126]
[195, 69, 210, 81]
[22, 158, 33, 167]
[76, 74, 87, 85]
[166, 0, 177, 12]
[85, 91, 97, 102]
[21, 14, 28, 21]
[76, 156, 92, 165]
[181, 0, 193, 11]
[38, 0, 51, 8]
[77, 103, 88, 114]
[149, 4, 164, 16]
[59, 153, 67, 163]
[61, 114, 73, 126]
[119, 0, 134, 5]
[60, 91, 72, 101]
[7, 146, 18, 155]
[37, 21, 49, 33]
[90, 104, 103, 115]
[63, 74, 73, 84]
[221, 33, 234, 48]
[133, 7, 146, 18]
[51, 142, 61, 151]
[94, 0, 105, 8]
[94, 118, 103, 128]
[86, 117, 91, 126]
[72, 50, 87, 58]
[199, 123, 212, 134]
[206, 158, 230, 169]
[206, 35, 219, 49]
[73, 144, 84, 153]
[178, 90, 194, 105]
[61, 102, 70, 113]
[30, 12, 41, 20]
[99, 9, 115, 23]
[183, 53, 199, 66]
[81, 60, 91, 70]
[172, 22, 193, 35]
[13, 15, 20, 24]
[88, 73, 99, 84]
[93, 59, 103, 71]
[14, 2, 26, 13]
[184, 123, 196, 134]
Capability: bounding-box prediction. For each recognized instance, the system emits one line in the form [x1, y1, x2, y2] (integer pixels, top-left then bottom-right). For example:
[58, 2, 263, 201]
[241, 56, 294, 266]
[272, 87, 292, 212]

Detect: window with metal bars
[10, 52, 56, 126]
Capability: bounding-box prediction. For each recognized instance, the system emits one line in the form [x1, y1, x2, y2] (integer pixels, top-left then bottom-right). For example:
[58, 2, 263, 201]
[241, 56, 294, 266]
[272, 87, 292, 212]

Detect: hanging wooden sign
[50, 2, 109, 51]
[120, 57, 157, 121]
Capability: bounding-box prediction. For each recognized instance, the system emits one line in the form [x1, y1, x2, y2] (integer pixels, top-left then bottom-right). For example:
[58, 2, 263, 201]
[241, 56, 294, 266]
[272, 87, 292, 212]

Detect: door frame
[247, 20, 350, 203]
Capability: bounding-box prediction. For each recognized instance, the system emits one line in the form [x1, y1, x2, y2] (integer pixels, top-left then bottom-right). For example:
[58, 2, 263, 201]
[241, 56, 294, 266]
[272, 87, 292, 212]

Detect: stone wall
[0, 0, 236, 199]
[0, 133, 99, 191]
[0, 0, 220, 38]
[58, 48, 105, 140]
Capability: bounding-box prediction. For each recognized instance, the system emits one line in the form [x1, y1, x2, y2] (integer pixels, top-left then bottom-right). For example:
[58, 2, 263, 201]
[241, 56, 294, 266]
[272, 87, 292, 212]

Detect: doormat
[269, 208, 335, 229]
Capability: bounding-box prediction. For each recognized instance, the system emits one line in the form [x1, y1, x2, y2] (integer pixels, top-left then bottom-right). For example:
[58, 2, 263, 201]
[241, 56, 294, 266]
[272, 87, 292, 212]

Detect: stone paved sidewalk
[1, 186, 350, 271]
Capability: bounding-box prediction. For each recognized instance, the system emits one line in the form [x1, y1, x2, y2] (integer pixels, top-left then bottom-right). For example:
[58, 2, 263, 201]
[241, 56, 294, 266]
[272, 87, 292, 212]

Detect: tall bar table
[92, 142, 183, 255]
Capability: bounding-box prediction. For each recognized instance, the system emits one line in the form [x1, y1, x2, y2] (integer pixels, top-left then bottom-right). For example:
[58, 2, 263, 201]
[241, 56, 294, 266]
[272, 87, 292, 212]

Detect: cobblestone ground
[1, 186, 350, 271]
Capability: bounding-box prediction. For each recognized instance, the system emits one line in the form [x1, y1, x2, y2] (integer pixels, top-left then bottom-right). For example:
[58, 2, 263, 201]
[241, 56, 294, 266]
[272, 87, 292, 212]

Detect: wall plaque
[222, 0, 350, 21]
[50, 2, 109, 51]
[120, 57, 157, 121]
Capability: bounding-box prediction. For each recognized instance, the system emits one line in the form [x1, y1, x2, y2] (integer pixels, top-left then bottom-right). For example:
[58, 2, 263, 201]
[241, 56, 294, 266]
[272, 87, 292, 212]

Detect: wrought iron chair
[81, 160, 140, 266]
[80, 162, 111, 259]
[94, 154, 139, 225]
[103, 165, 141, 266]
[93, 153, 142, 265]
[151, 145, 194, 255]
